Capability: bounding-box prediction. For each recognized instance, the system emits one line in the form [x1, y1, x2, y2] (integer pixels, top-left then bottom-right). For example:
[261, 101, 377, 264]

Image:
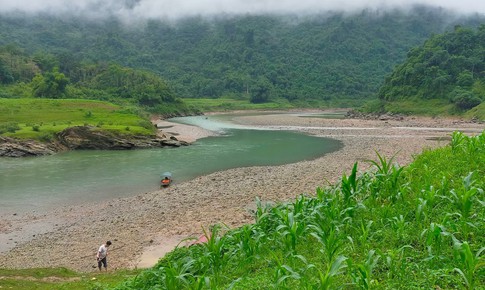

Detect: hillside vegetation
[1, 7, 483, 105]
[104, 131, 483, 289]
[376, 25, 485, 117]
[0, 98, 154, 140]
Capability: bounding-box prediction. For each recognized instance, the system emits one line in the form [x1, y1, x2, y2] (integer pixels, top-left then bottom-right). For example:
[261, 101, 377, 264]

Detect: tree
[31, 68, 69, 98]
[250, 78, 271, 103]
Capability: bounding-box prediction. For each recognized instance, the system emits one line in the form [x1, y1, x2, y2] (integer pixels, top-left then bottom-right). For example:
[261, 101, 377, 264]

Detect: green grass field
[0, 268, 142, 290]
[183, 97, 295, 111]
[0, 98, 155, 140]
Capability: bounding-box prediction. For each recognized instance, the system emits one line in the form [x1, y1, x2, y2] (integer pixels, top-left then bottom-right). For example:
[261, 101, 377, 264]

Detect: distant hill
[1, 6, 484, 104]
[378, 25, 485, 112]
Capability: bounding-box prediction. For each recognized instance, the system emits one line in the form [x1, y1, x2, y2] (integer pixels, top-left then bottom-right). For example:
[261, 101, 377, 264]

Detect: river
[0, 114, 342, 214]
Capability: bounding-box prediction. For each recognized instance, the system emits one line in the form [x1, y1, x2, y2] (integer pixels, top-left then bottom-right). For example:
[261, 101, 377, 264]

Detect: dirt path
[0, 111, 483, 272]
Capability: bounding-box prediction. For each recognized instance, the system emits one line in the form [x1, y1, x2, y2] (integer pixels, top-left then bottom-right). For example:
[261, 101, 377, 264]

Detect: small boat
[160, 172, 172, 187]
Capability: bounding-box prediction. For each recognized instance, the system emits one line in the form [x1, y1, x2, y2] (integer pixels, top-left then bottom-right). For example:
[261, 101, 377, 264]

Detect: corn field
[113, 130, 485, 289]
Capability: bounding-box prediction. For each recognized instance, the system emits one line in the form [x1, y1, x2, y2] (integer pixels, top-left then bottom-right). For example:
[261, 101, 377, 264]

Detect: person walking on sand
[96, 240, 112, 271]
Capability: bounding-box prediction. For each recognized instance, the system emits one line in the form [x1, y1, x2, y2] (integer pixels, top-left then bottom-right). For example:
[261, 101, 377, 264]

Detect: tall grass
[112, 130, 485, 289]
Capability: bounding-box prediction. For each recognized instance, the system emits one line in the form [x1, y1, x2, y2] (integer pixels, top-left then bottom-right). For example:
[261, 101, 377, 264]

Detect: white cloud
[0, 0, 484, 19]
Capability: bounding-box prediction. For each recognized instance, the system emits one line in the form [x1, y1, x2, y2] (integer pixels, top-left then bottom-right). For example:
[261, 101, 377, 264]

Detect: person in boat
[161, 176, 170, 186]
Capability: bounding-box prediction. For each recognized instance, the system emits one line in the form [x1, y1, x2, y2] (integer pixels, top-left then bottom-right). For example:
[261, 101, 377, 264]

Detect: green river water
[0, 115, 342, 214]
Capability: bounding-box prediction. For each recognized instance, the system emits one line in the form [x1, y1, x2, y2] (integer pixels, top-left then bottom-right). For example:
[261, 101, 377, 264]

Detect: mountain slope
[1, 6, 483, 103]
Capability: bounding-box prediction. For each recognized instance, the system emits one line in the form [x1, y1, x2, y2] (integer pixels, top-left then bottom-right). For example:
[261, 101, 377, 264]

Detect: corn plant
[197, 225, 232, 283]
[254, 196, 275, 228]
[388, 214, 409, 240]
[187, 275, 212, 290]
[231, 223, 265, 260]
[421, 223, 451, 260]
[160, 258, 197, 290]
[274, 208, 308, 253]
[453, 237, 485, 290]
[354, 220, 376, 249]
[444, 172, 482, 221]
[313, 187, 355, 230]
[309, 222, 345, 264]
[420, 185, 440, 208]
[367, 152, 404, 203]
[451, 131, 467, 153]
[314, 255, 348, 289]
[384, 245, 413, 280]
[349, 249, 381, 290]
[270, 254, 305, 290]
[341, 162, 359, 206]
[415, 198, 428, 223]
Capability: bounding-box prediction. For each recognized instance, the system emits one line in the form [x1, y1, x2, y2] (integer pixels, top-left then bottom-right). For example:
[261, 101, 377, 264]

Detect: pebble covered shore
[0, 111, 483, 272]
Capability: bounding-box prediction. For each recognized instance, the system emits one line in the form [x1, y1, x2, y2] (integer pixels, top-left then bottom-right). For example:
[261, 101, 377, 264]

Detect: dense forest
[378, 25, 485, 111]
[0, 45, 195, 116]
[1, 6, 484, 105]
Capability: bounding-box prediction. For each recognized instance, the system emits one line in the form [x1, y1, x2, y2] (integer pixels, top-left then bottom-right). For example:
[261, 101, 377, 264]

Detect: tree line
[378, 25, 485, 111]
[1, 6, 483, 105]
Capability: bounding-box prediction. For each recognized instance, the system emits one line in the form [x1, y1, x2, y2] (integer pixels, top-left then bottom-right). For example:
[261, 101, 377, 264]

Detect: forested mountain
[1, 6, 483, 104]
[378, 25, 485, 110]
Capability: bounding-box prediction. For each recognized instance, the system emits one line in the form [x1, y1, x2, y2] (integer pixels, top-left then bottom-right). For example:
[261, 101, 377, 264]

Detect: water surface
[0, 115, 341, 214]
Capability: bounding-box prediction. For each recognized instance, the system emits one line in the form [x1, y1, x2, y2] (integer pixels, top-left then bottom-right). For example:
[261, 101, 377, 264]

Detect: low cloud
[1, 0, 484, 20]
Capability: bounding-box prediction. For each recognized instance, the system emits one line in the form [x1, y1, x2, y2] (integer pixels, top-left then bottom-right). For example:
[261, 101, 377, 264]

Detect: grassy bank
[361, 98, 485, 120]
[0, 98, 155, 140]
[183, 97, 295, 112]
[183, 97, 368, 112]
[0, 268, 141, 290]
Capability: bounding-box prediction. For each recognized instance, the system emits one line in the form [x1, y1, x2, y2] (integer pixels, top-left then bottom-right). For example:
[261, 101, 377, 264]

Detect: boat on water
[160, 172, 172, 187]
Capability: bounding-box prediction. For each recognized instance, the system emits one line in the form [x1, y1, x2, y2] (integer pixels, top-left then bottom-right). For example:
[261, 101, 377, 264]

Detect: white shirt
[98, 244, 108, 259]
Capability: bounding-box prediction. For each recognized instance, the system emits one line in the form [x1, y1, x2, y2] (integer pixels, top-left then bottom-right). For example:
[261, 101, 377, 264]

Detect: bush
[0, 122, 21, 134]
[453, 92, 482, 110]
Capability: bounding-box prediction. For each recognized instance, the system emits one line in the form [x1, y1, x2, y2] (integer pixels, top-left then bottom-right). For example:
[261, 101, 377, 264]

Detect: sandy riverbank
[0, 111, 483, 272]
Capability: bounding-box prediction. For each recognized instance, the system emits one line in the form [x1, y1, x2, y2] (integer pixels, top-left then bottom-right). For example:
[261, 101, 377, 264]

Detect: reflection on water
[0, 116, 342, 214]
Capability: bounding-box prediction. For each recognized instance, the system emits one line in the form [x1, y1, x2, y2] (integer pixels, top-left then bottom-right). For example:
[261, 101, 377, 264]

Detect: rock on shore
[0, 125, 188, 157]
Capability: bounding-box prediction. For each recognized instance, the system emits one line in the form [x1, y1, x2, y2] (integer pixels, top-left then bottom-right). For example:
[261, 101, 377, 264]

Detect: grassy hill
[375, 25, 485, 118]
[0, 98, 155, 141]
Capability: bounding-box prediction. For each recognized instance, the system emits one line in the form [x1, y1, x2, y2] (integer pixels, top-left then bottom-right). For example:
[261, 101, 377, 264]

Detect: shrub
[0, 122, 21, 134]
[451, 89, 482, 110]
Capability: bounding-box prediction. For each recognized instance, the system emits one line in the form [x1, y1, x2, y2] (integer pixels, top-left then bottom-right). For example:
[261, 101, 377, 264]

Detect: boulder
[0, 136, 59, 157]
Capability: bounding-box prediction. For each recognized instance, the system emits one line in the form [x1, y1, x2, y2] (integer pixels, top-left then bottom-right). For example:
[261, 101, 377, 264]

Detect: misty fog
[0, 0, 484, 21]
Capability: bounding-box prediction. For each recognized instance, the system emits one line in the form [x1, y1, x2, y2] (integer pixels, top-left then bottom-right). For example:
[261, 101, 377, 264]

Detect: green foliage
[1, 7, 481, 103]
[0, 267, 141, 290]
[465, 102, 485, 120]
[108, 130, 485, 289]
[31, 68, 69, 98]
[0, 98, 155, 140]
[0, 44, 40, 83]
[79, 63, 177, 107]
[378, 25, 485, 113]
[0, 121, 20, 134]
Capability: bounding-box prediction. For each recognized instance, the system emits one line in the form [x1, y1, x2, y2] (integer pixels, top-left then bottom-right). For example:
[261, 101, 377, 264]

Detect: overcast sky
[1, 0, 484, 20]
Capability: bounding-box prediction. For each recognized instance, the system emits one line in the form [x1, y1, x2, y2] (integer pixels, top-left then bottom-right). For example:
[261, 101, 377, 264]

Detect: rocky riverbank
[0, 111, 483, 272]
[0, 124, 190, 157]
